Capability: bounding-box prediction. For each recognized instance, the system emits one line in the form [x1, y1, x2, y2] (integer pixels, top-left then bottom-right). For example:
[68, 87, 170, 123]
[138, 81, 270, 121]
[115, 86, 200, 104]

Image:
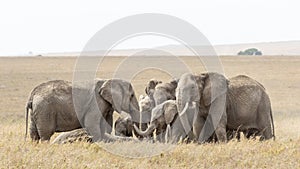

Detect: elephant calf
[52, 116, 135, 144]
[51, 128, 92, 144]
[138, 95, 153, 131]
[134, 100, 192, 143]
[114, 116, 133, 137]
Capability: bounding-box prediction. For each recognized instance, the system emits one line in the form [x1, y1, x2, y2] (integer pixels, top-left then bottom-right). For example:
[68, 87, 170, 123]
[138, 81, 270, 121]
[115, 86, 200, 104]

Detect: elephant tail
[270, 108, 275, 140]
[25, 101, 32, 141]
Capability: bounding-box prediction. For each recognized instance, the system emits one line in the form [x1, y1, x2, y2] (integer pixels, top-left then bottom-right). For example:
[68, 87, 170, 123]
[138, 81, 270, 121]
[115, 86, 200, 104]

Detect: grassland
[0, 56, 299, 168]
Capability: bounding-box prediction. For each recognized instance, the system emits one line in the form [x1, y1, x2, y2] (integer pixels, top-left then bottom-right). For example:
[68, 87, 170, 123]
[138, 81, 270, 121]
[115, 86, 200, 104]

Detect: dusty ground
[0, 56, 299, 168]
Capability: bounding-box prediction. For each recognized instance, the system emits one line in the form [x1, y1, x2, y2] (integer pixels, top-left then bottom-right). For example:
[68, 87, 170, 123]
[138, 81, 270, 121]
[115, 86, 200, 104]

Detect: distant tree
[238, 48, 262, 55]
[255, 51, 262, 55]
[238, 51, 244, 55]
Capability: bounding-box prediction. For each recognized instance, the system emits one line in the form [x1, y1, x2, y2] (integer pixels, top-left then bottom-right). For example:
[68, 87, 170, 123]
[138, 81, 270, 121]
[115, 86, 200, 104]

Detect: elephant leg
[156, 124, 167, 143]
[38, 129, 54, 142]
[84, 112, 102, 142]
[209, 95, 227, 142]
[215, 126, 227, 142]
[214, 114, 227, 142]
[100, 116, 113, 142]
[257, 100, 273, 140]
[193, 115, 205, 142]
[36, 123, 55, 142]
[260, 126, 273, 141]
[156, 128, 164, 143]
[35, 111, 56, 142]
[29, 119, 40, 142]
[104, 110, 113, 134]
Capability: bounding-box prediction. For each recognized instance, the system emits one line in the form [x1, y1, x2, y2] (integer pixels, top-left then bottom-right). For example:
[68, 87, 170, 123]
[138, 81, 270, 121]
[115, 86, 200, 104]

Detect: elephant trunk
[133, 123, 156, 137]
[130, 96, 141, 125]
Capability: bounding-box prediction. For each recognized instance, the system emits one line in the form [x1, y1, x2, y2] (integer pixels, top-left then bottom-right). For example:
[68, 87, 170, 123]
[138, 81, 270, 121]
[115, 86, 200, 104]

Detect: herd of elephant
[25, 72, 275, 144]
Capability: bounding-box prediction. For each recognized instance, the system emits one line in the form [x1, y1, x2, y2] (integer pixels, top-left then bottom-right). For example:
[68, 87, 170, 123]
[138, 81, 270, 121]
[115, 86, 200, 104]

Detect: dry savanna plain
[0, 56, 299, 168]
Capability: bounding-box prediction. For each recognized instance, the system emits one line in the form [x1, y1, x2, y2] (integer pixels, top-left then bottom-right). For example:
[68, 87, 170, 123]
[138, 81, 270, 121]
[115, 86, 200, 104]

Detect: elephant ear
[170, 78, 179, 89]
[94, 79, 107, 94]
[164, 101, 178, 125]
[99, 79, 122, 113]
[201, 72, 228, 106]
[151, 103, 164, 122]
[145, 79, 162, 95]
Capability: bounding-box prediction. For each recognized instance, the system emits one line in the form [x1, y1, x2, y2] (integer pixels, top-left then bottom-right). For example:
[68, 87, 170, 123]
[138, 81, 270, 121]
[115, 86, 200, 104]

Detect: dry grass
[0, 56, 299, 168]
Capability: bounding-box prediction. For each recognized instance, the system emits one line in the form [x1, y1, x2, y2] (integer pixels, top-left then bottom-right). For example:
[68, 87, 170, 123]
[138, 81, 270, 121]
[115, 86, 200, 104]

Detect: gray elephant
[51, 128, 92, 144]
[114, 116, 133, 137]
[138, 95, 154, 132]
[176, 72, 275, 142]
[25, 78, 140, 142]
[134, 100, 193, 143]
[145, 79, 178, 106]
[141, 79, 178, 126]
[144, 79, 162, 96]
[52, 116, 134, 144]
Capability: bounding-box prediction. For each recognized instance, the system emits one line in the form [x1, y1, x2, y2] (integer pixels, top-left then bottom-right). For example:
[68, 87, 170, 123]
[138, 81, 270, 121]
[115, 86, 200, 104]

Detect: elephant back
[29, 80, 72, 102]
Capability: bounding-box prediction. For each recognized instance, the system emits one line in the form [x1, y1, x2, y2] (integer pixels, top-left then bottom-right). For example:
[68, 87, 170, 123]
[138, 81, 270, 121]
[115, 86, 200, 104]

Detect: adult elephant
[145, 79, 178, 106]
[25, 79, 140, 142]
[176, 72, 275, 142]
[134, 100, 193, 143]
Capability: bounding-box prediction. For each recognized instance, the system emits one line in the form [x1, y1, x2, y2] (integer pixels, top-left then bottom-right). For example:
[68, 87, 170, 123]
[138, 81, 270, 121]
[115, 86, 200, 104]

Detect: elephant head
[99, 79, 140, 124]
[145, 79, 162, 95]
[176, 72, 228, 142]
[133, 100, 178, 141]
[146, 79, 178, 106]
[114, 116, 133, 137]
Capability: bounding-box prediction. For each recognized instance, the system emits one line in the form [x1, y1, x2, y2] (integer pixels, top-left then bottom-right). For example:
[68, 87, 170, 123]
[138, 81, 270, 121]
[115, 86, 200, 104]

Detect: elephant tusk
[133, 124, 140, 133]
[179, 102, 189, 116]
[191, 101, 197, 108]
[133, 123, 155, 136]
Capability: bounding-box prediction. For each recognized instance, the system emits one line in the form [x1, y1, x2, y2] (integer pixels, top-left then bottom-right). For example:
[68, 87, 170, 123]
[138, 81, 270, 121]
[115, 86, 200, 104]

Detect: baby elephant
[51, 128, 92, 144]
[114, 116, 133, 137]
[138, 95, 154, 131]
[52, 116, 134, 144]
[134, 100, 192, 143]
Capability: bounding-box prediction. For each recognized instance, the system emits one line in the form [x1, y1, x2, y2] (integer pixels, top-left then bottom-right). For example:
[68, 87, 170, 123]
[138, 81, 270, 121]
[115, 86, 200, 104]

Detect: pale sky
[0, 0, 299, 55]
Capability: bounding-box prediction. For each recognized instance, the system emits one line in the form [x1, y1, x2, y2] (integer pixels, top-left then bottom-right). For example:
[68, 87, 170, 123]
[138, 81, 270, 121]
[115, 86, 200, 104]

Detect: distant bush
[238, 48, 262, 55]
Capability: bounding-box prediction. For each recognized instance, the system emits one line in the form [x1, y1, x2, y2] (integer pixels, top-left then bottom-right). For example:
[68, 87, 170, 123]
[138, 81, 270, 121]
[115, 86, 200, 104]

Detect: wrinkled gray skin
[114, 116, 133, 137]
[143, 79, 178, 141]
[51, 128, 92, 144]
[138, 95, 154, 133]
[145, 79, 178, 106]
[134, 100, 193, 143]
[25, 79, 140, 142]
[176, 72, 275, 143]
